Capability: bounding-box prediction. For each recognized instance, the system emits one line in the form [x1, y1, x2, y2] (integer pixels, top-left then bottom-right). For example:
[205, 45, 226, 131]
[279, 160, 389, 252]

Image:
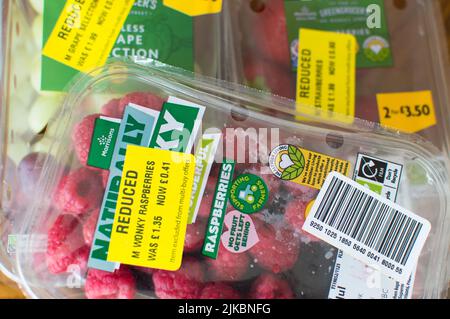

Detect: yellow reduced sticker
[269, 144, 350, 190]
[107, 146, 195, 271]
[42, 0, 134, 73]
[163, 0, 222, 16]
[296, 29, 356, 124]
[377, 91, 437, 133]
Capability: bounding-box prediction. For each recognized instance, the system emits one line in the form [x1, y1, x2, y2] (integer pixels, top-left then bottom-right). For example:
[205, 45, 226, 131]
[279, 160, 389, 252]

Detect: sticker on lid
[296, 28, 356, 124]
[303, 172, 431, 283]
[42, 0, 135, 73]
[163, 0, 222, 16]
[221, 210, 259, 254]
[377, 91, 437, 134]
[88, 103, 160, 272]
[285, 0, 392, 69]
[107, 146, 195, 271]
[328, 154, 415, 299]
[42, 0, 193, 91]
[87, 117, 121, 170]
[88, 97, 205, 272]
[202, 160, 235, 259]
[269, 144, 350, 189]
[188, 133, 221, 224]
[229, 174, 269, 214]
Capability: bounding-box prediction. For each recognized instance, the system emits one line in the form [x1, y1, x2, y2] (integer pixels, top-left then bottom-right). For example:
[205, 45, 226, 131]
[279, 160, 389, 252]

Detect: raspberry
[46, 214, 89, 274]
[116, 92, 165, 117]
[72, 114, 101, 166]
[249, 218, 300, 273]
[249, 274, 294, 299]
[246, 0, 291, 67]
[101, 170, 109, 188]
[153, 257, 204, 299]
[197, 190, 214, 219]
[100, 98, 120, 117]
[283, 182, 318, 201]
[54, 167, 104, 216]
[82, 208, 100, 246]
[184, 218, 206, 253]
[200, 282, 241, 299]
[284, 199, 320, 242]
[85, 267, 136, 299]
[206, 243, 250, 281]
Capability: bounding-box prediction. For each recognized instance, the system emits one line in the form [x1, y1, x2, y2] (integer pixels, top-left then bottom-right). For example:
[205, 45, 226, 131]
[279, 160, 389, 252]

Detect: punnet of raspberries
[44, 93, 327, 299]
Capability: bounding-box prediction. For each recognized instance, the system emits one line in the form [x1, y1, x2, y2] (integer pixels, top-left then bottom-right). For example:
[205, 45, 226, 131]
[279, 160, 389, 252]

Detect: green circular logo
[229, 174, 269, 214]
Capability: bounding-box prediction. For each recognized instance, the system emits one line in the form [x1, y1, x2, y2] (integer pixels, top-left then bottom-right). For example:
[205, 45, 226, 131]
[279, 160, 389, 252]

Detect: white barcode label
[303, 172, 431, 282]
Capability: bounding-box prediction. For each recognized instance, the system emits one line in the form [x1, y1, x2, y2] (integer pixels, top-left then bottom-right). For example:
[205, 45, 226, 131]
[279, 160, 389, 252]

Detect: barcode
[312, 174, 427, 267]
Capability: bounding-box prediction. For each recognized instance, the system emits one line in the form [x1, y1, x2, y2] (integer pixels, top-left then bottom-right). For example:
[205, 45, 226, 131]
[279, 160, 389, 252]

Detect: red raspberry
[249, 218, 300, 273]
[197, 190, 214, 219]
[101, 170, 109, 188]
[85, 267, 136, 299]
[284, 199, 320, 242]
[116, 92, 165, 117]
[200, 282, 241, 299]
[249, 274, 294, 299]
[82, 208, 100, 246]
[184, 218, 206, 253]
[153, 257, 204, 299]
[206, 243, 250, 281]
[72, 114, 101, 166]
[246, 0, 291, 67]
[46, 214, 89, 274]
[283, 182, 318, 201]
[54, 167, 104, 216]
[100, 98, 121, 117]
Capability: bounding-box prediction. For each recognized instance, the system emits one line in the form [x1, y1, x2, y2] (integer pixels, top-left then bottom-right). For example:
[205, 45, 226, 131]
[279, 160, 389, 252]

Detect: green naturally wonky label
[189, 133, 221, 224]
[42, 0, 193, 91]
[202, 160, 235, 259]
[284, 0, 392, 69]
[87, 117, 121, 170]
[88, 104, 160, 272]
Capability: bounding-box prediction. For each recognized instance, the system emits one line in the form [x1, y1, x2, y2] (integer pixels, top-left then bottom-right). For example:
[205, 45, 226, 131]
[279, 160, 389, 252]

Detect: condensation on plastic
[0, 0, 234, 285]
[13, 59, 450, 299]
[228, 0, 450, 155]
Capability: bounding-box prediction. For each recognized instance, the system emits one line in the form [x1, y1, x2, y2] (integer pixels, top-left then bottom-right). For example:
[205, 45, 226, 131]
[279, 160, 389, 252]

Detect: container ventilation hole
[250, 0, 266, 13]
[325, 133, 344, 149]
[393, 0, 407, 10]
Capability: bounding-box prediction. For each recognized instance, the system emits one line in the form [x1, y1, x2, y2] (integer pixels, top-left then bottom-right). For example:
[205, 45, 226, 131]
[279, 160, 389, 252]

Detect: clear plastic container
[13, 60, 450, 299]
[228, 0, 450, 154]
[0, 0, 235, 283]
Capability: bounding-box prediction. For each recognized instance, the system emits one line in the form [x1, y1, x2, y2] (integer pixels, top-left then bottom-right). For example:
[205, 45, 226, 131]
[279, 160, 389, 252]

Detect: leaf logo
[280, 145, 305, 181]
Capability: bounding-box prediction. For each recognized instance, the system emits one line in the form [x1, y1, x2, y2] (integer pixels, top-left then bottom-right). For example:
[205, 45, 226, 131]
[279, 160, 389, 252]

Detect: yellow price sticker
[376, 91, 437, 133]
[43, 0, 134, 73]
[108, 146, 195, 271]
[163, 0, 222, 16]
[296, 29, 356, 124]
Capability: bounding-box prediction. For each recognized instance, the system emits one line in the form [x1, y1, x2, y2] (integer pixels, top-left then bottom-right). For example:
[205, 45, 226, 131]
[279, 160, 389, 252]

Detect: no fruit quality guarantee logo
[269, 145, 305, 180]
